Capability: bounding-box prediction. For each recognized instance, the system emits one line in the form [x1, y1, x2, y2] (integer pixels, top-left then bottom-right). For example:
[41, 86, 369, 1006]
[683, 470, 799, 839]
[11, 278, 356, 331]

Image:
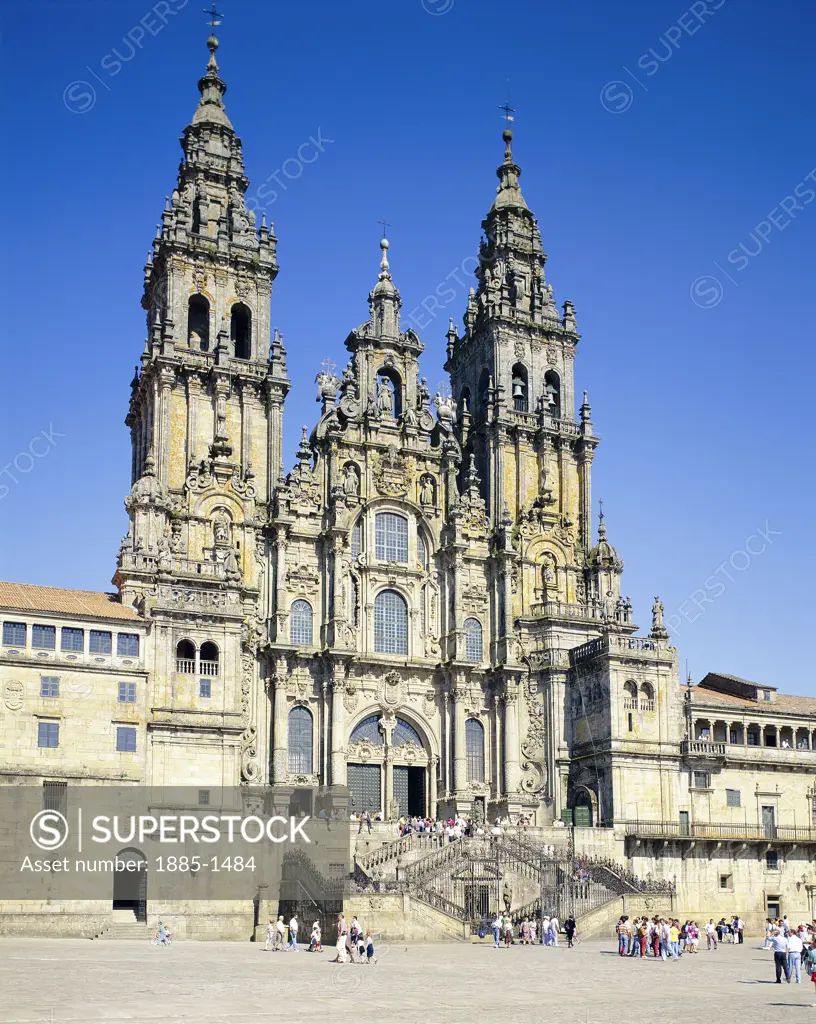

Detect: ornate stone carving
[380, 669, 405, 709]
[3, 681, 24, 711]
[286, 563, 320, 595]
[373, 445, 408, 497]
[520, 673, 548, 796]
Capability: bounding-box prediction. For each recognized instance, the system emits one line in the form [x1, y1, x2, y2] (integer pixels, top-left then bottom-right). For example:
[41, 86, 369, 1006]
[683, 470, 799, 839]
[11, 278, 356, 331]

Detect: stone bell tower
[113, 29, 289, 785]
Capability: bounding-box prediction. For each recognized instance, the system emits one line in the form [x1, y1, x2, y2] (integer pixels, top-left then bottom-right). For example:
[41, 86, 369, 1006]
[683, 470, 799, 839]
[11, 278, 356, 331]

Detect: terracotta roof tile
[693, 686, 816, 717]
[0, 581, 142, 622]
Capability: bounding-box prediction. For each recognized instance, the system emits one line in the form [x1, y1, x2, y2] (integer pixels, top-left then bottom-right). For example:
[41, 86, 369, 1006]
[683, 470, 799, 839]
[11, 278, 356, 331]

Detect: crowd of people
[615, 916, 744, 958]
[389, 814, 541, 841]
[763, 918, 816, 987]
[484, 912, 577, 948]
[329, 913, 377, 963]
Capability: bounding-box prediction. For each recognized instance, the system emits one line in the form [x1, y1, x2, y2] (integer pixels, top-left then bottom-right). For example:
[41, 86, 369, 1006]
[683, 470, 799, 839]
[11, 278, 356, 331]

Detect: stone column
[385, 748, 394, 819]
[159, 369, 173, 486]
[272, 672, 288, 784]
[330, 678, 346, 787]
[452, 551, 464, 659]
[452, 686, 468, 794]
[503, 687, 520, 797]
[429, 755, 439, 817]
[186, 374, 199, 468]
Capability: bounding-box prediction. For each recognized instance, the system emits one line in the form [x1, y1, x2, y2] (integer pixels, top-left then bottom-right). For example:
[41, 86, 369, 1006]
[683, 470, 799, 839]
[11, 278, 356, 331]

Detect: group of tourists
[763, 918, 816, 988]
[486, 912, 576, 948]
[616, 916, 731, 958]
[329, 913, 377, 964]
[265, 914, 322, 953]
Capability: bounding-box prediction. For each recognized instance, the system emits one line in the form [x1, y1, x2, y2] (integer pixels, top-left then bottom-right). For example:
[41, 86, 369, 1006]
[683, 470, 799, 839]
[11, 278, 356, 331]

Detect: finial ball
[380, 237, 389, 250]
[207, 33, 219, 51]
[502, 128, 513, 144]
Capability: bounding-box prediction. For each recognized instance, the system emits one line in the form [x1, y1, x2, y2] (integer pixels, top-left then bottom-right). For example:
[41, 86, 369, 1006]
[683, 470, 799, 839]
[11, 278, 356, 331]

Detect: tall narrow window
[288, 706, 313, 773]
[417, 533, 426, 569]
[463, 618, 483, 662]
[231, 302, 251, 359]
[351, 520, 362, 560]
[511, 363, 528, 412]
[290, 600, 313, 646]
[466, 718, 486, 782]
[544, 369, 561, 419]
[116, 726, 137, 753]
[375, 513, 408, 563]
[187, 294, 210, 351]
[374, 590, 408, 655]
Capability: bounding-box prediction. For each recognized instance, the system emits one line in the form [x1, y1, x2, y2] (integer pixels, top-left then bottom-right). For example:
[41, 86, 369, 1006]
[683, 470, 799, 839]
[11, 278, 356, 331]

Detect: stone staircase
[90, 909, 150, 941]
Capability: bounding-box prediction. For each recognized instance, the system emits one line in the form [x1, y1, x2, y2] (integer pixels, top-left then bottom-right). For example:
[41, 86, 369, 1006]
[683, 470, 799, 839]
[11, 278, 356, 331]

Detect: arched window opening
[466, 718, 485, 782]
[199, 641, 219, 676]
[288, 706, 313, 773]
[623, 680, 638, 709]
[230, 302, 252, 360]
[351, 520, 362, 560]
[544, 369, 561, 420]
[573, 788, 594, 827]
[417, 532, 426, 569]
[375, 512, 408, 563]
[175, 639, 195, 674]
[511, 363, 529, 413]
[350, 714, 384, 745]
[376, 367, 402, 419]
[463, 618, 483, 662]
[374, 589, 408, 655]
[393, 717, 423, 747]
[639, 681, 654, 710]
[290, 600, 313, 647]
[187, 295, 210, 351]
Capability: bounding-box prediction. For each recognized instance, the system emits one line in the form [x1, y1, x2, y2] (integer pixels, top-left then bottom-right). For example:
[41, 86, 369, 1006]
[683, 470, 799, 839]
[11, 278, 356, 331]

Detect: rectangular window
[763, 689, 772, 701]
[89, 630, 112, 655]
[117, 633, 139, 657]
[42, 781, 67, 815]
[627, 712, 633, 732]
[726, 789, 741, 808]
[747, 731, 759, 746]
[38, 721, 59, 748]
[198, 789, 210, 806]
[2, 621, 26, 646]
[199, 679, 211, 698]
[118, 681, 137, 703]
[719, 874, 732, 890]
[766, 850, 779, 870]
[116, 726, 137, 752]
[32, 624, 56, 650]
[40, 676, 60, 698]
[60, 627, 84, 652]
[692, 771, 710, 789]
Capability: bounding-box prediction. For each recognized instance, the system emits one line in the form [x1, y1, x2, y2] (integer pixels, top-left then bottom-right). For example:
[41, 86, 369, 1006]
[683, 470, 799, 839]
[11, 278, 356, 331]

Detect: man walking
[705, 919, 718, 951]
[287, 914, 299, 952]
[564, 914, 576, 948]
[492, 912, 502, 948]
[787, 929, 803, 983]
[772, 927, 791, 983]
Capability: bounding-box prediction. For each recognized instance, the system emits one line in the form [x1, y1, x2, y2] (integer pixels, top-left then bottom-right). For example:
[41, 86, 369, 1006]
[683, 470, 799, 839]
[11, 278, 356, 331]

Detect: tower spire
[193, 7, 231, 128]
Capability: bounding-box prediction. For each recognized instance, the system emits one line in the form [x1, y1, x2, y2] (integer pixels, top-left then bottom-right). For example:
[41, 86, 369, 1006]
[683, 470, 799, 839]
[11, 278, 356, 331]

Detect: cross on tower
[321, 358, 336, 377]
[203, 4, 223, 29]
[378, 219, 391, 238]
[499, 101, 515, 129]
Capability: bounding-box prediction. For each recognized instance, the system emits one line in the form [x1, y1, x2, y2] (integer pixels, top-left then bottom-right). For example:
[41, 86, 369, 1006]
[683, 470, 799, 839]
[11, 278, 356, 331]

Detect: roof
[693, 684, 816, 718]
[0, 581, 142, 623]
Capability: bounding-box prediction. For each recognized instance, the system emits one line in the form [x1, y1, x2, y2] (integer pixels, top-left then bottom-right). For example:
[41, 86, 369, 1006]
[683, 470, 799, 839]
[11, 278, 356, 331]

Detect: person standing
[669, 919, 681, 960]
[705, 919, 718, 951]
[287, 914, 299, 952]
[274, 915, 286, 951]
[564, 915, 576, 948]
[331, 914, 347, 963]
[787, 929, 803, 983]
[264, 919, 275, 950]
[549, 914, 560, 947]
[736, 916, 745, 944]
[492, 912, 501, 948]
[772, 928, 791, 983]
[616, 916, 628, 956]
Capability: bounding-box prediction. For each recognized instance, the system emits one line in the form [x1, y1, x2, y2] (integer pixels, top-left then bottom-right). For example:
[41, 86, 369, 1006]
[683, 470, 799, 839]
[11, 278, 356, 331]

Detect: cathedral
[3, 31, 816, 938]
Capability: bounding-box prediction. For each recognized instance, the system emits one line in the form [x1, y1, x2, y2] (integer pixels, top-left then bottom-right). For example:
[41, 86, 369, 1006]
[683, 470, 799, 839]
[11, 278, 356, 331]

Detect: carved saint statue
[377, 378, 394, 416]
[213, 513, 230, 546]
[343, 463, 360, 496]
[652, 596, 664, 631]
[420, 476, 434, 506]
[502, 881, 513, 914]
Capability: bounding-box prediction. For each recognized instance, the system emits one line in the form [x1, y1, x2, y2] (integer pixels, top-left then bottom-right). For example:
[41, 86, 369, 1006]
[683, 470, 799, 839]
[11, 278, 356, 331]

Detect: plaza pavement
[0, 937, 810, 1023]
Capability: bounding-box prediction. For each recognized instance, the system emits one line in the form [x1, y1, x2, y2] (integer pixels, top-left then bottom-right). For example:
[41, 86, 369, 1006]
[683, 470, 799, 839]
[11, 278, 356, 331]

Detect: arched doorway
[573, 788, 594, 828]
[113, 847, 147, 922]
[346, 712, 432, 819]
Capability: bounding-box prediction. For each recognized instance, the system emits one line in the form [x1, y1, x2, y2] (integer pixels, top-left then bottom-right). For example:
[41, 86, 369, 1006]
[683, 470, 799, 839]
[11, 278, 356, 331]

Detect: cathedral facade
[3, 34, 816, 935]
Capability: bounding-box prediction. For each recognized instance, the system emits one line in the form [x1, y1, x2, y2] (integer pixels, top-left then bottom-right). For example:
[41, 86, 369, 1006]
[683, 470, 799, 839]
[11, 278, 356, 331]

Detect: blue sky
[1, 0, 814, 692]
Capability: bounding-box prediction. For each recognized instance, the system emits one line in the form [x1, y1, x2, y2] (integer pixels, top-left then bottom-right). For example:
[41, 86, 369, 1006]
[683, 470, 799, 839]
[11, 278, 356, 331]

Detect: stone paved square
[0, 938, 812, 1024]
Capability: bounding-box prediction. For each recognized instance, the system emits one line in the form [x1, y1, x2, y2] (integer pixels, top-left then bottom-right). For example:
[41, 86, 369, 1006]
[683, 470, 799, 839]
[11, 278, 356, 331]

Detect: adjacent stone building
[2, 33, 815, 935]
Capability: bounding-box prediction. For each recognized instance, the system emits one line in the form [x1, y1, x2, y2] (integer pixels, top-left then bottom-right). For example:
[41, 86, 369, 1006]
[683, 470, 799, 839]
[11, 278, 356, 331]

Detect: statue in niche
[213, 512, 231, 546]
[157, 531, 172, 572]
[502, 881, 513, 914]
[420, 476, 435, 506]
[377, 378, 394, 416]
[342, 463, 360, 496]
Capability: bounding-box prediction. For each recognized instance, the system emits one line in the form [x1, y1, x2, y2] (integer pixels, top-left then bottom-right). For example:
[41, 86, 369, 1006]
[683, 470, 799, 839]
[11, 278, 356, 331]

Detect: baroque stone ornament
[373, 445, 408, 497]
[3, 680, 24, 711]
[381, 669, 405, 708]
[520, 673, 548, 796]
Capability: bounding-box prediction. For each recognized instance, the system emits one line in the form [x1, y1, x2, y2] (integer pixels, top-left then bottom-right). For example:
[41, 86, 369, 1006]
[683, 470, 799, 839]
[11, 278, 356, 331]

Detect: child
[357, 930, 366, 961]
[365, 931, 377, 964]
[308, 921, 322, 952]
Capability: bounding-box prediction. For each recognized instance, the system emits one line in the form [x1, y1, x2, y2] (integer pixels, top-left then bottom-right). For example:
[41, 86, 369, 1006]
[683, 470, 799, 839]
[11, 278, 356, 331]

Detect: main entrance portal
[393, 765, 425, 817]
[112, 847, 147, 922]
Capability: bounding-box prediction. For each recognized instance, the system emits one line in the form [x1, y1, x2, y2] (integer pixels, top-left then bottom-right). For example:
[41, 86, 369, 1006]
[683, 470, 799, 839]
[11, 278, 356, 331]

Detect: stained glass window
[466, 718, 485, 782]
[375, 513, 408, 563]
[374, 590, 408, 655]
[393, 717, 422, 747]
[290, 600, 313, 646]
[464, 618, 482, 662]
[349, 714, 384, 745]
[288, 706, 313, 772]
[351, 520, 362, 560]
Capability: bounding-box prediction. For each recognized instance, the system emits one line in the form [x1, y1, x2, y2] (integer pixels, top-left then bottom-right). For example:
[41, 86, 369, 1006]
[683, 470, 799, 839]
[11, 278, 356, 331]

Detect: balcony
[620, 819, 816, 844]
[571, 634, 673, 666]
[199, 660, 219, 676]
[681, 739, 727, 758]
[175, 659, 195, 674]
